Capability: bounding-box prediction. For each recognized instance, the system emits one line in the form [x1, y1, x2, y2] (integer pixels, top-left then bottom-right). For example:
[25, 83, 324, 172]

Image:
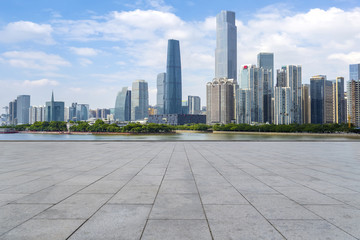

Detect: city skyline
[1, 1, 360, 113]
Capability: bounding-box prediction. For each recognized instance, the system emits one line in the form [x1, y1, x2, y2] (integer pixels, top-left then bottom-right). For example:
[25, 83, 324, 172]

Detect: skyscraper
[274, 87, 291, 125]
[131, 80, 149, 121]
[215, 10, 237, 80]
[188, 96, 201, 114]
[258, 53, 274, 123]
[8, 99, 17, 125]
[249, 66, 264, 123]
[275, 65, 302, 124]
[348, 64, 360, 126]
[310, 75, 328, 124]
[164, 39, 182, 114]
[16, 95, 30, 125]
[302, 84, 311, 124]
[114, 87, 131, 122]
[45, 92, 64, 122]
[156, 73, 166, 114]
[333, 77, 346, 124]
[236, 65, 252, 124]
[206, 78, 236, 124]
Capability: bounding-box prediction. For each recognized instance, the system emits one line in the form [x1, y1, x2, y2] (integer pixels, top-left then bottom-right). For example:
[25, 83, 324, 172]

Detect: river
[1, 132, 360, 141]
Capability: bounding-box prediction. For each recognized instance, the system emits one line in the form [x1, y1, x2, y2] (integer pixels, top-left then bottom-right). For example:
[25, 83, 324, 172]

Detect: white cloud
[2, 51, 70, 71]
[78, 58, 93, 66]
[0, 21, 54, 44]
[69, 47, 99, 56]
[22, 79, 59, 87]
[328, 52, 360, 63]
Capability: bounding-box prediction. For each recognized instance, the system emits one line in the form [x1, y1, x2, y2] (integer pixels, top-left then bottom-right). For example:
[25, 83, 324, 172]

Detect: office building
[332, 77, 346, 124]
[8, 99, 17, 125]
[131, 80, 149, 121]
[348, 64, 360, 126]
[302, 84, 311, 124]
[76, 104, 89, 121]
[215, 10, 237, 80]
[206, 78, 236, 124]
[310, 75, 334, 124]
[182, 100, 189, 114]
[45, 92, 65, 122]
[114, 87, 131, 122]
[249, 66, 265, 123]
[164, 39, 182, 114]
[258, 53, 274, 123]
[236, 89, 251, 124]
[16, 95, 30, 125]
[188, 96, 201, 114]
[274, 87, 291, 125]
[148, 114, 206, 125]
[156, 73, 166, 115]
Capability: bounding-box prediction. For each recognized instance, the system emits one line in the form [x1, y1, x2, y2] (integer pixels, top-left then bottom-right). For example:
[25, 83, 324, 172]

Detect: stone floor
[0, 142, 359, 240]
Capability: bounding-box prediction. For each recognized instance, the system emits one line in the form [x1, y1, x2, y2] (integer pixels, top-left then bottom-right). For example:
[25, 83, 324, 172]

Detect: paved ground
[0, 142, 360, 240]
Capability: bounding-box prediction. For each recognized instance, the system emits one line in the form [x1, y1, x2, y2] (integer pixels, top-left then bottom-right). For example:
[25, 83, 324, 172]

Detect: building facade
[274, 87, 291, 125]
[215, 10, 237, 80]
[302, 84, 311, 124]
[156, 73, 166, 115]
[16, 95, 30, 125]
[206, 78, 236, 124]
[348, 64, 360, 126]
[164, 39, 182, 114]
[45, 92, 65, 122]
[310, 75, 328, 124]
[8, 99, 17, 125]
[114, 87, 131, 122]
[188, 96, 201, 114]
[131, 80, 149, 121]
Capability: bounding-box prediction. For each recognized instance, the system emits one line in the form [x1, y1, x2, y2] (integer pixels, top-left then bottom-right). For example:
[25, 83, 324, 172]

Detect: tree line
[3, 121, 360, 134]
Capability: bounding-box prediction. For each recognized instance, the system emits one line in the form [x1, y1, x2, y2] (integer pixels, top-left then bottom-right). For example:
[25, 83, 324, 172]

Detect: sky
[1, 0, 360, 114]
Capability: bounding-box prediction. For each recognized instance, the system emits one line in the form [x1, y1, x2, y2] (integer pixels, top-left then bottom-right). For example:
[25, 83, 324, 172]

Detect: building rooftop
[0, 141, 359, 239]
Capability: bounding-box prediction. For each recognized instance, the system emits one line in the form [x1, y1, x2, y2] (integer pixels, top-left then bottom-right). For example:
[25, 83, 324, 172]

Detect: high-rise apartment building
[274, 87, 291, 125]
[45, 92, 64, 122]
[164, 39, 182, 114]
[275, 65, 302, 124]
[302, 84, 311, 124]
[156, 73, 166, 115]
[332, 77, 346, 124]
[29, 106, 45, 124]
[348, 64, 360, 126]
[16, 95, 30, 125]
[188, 96, 201, 115]
[114, 87, 131, 122]
[131, 80, 149, 121]
[206, 78, 236, 124]
[215, 11, 237, 80]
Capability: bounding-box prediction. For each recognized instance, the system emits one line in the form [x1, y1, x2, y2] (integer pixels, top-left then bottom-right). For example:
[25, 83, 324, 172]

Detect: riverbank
[21, 131, 177, 136]
[212, 130, 360, 138]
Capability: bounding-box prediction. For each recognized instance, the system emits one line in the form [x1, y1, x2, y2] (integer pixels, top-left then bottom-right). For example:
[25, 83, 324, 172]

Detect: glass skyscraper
[164, 39, 182, 114]
[156, 73, 166, 114]
[215, 10, 237, 80]
[45, 92, 64, 122]
[16, 95, 30, 124]
[114, 87, 131, 122]
[131, 80, 149, 121]
[310, 75, 327, 124]
[349, 64, 360, 81]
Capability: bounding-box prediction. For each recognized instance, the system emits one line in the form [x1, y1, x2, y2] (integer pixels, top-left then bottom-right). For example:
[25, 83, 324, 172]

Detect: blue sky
[1, 0, 360, 113]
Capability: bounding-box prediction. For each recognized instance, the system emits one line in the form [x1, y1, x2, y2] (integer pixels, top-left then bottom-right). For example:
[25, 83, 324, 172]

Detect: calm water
[1, 132, 360, 141]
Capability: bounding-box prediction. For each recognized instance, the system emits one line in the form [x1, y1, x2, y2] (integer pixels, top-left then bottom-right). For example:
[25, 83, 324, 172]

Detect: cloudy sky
[1, 0, 360, 114]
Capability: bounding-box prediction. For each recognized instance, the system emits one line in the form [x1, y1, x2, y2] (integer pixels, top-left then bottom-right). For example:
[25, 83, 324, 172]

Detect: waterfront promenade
[0, 142, 359, 239]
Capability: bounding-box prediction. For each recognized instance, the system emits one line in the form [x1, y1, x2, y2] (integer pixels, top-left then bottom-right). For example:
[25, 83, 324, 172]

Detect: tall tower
[131, 80, 149, 121]
[215, 11, 237, 80]
[164, 39, 182, 114]
[16, 95, 30, 125]
[348, 63, 360, 127]
[156, 73, 166, 114]
[114, 87, 131, 122]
